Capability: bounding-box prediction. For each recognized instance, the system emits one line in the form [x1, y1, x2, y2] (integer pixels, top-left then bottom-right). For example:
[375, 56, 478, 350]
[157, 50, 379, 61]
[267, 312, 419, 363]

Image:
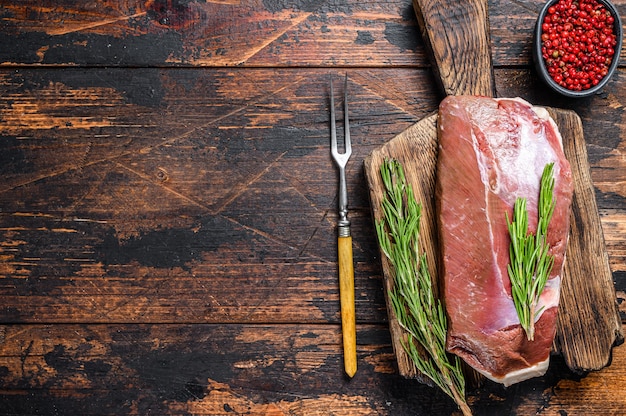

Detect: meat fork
[330, 74, 357, 378]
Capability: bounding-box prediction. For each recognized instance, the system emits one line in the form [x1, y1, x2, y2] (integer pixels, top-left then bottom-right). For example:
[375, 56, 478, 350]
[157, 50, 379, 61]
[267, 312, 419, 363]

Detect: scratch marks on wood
[0, 70, 318, 255]
[175, 378, 378, 415]
[348, 71, 435, 118]
[215, 152, 287, 216]
[47, 12, 148, 36]
[298, 222, 323, 259]
[76, 141, 92, 174]
[0, 1, 428, 67]
[222, 209, 300, 253]
[0, 82, 121, 135]
[234, 12, 311, 66]
[114, 160, 212, 213]
[192, 12, 312, 66]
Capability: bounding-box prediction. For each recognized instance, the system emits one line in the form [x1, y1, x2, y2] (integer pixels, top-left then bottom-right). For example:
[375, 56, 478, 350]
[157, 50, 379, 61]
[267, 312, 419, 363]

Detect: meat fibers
[436, 96, 574, 386]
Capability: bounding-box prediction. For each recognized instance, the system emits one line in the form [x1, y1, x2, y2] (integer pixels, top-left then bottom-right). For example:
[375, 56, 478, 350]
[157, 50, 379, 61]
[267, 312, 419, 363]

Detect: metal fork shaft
[330, 74, 352, 236]
[337, 167, 350, 236]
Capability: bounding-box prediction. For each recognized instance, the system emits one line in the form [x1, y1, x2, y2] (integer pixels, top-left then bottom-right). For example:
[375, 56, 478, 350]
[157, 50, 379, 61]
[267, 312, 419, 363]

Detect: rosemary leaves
[375, 159, 470, 416]
[506, 162, 557, 341]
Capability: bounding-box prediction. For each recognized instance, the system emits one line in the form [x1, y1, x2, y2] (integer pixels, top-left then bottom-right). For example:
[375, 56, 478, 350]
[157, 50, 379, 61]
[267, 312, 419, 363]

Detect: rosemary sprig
[506, 162, 556, 341]
[376, 159, 470, 416]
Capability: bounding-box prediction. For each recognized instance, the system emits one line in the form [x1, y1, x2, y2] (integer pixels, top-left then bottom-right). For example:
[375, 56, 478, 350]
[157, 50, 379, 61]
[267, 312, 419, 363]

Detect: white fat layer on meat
[535, 275, 561, 322]
[475, 356, 550, 387]
[530, 104, 564, 147]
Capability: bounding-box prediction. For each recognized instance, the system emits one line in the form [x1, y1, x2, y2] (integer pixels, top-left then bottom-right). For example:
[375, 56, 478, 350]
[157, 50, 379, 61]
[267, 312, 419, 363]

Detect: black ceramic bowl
[533, 0, 623, 98]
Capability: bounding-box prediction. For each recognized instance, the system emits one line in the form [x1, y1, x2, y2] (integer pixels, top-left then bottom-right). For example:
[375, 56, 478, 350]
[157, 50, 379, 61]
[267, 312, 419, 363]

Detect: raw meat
[436, 96, 574, 386]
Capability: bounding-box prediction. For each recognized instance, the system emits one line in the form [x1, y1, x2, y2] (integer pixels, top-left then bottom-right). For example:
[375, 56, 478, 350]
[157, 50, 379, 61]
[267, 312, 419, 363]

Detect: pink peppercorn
[540, 0, 618, 91]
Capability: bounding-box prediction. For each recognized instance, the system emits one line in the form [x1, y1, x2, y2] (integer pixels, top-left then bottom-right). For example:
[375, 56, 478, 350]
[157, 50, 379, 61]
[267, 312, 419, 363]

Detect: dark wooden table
[0, 1, 624, 414]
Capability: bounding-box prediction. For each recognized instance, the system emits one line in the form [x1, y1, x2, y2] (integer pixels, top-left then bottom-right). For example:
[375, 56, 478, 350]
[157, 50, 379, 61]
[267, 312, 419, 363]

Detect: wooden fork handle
[338, 235, 357, 377]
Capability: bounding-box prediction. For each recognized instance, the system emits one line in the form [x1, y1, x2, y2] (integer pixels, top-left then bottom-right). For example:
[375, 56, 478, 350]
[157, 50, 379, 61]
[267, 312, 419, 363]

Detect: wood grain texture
[0, 323, 624, 415]
[548, 108, 624, 372]
[413, 0, 495, 96]
[0, 68, 436, 325]
[0, 0, 427, 67]
[338, 235, 357, 377]
[0, 0, 622, 69]
[0, 0, 624, 414]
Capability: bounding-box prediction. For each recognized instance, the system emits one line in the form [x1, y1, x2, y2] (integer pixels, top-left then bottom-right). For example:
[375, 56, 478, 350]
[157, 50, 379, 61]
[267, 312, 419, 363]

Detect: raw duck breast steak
[436, 96, 574, 386]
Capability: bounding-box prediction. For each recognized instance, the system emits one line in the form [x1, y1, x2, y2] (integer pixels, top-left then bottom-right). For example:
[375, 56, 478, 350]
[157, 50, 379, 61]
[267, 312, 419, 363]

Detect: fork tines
[330, 74, 351, 166]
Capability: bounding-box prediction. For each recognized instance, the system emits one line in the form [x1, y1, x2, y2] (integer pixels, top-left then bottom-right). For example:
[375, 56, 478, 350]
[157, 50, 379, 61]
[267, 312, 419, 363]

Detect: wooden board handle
[413, 0, 495, 97]
[338, 235, 357, 377]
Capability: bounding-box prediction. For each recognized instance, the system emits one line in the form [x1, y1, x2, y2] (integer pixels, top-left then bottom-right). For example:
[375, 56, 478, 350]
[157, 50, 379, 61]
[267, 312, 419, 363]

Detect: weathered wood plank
[0, 323, 455, 415]
[0, 67, 432, 324]
[1, 0, 623, 68]
[0, 68, 624, 326]
[0, 262, 386, 323]
[0, 0, 426, 67]
[0, 323, 624, 415]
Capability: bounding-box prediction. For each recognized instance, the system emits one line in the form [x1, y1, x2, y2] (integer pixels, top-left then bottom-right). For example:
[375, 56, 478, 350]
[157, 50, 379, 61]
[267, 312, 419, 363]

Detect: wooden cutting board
[363, 0, 623, 379]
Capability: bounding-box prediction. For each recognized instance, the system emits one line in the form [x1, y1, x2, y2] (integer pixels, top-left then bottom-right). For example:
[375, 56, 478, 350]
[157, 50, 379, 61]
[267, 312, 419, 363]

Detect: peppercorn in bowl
[533, 0, 623, 97]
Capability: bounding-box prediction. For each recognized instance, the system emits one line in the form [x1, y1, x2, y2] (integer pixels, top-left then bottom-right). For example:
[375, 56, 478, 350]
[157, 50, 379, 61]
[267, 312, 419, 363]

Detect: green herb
[506, 162, 556, 341]
[376, 159, 470, 416]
